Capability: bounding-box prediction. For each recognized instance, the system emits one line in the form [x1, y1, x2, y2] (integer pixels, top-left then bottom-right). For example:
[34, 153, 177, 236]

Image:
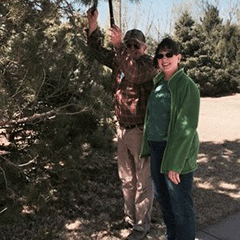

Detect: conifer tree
[0, 0, 114, 149]
[0, 0, 115, 208]
[174, 5, 240, 96]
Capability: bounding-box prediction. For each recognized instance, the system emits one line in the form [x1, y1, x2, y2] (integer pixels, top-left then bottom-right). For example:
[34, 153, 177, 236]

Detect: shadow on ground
[0, 140, 240, 239]
[194, 139, 240, 229]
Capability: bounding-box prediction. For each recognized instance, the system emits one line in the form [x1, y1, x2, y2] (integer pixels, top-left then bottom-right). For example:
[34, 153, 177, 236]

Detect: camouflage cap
[123, 29, 146, 44]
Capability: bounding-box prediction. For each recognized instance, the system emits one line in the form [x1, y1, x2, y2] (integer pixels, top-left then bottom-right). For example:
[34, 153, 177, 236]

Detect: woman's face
[157, 50, 181, 79]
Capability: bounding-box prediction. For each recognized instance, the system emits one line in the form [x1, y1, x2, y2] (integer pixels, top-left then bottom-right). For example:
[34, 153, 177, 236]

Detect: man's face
[125, 40, 146, 60]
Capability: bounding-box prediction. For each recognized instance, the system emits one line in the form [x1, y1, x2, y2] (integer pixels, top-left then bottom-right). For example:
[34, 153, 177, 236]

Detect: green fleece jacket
[140, 68, 200, 174]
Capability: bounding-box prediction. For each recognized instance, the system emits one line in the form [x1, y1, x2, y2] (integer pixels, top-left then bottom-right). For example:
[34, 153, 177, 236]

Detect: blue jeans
[149, 141, 196, 240]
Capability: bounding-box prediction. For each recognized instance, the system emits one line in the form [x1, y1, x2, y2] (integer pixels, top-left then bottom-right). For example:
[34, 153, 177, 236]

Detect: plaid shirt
[88, 28, 157, 125]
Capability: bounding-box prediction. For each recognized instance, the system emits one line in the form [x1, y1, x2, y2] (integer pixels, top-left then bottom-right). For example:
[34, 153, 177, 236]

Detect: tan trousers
[117, 126, 153, 232]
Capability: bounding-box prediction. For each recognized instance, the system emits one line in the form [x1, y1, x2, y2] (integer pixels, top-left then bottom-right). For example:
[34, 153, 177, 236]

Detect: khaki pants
[117, 126, 153, 232]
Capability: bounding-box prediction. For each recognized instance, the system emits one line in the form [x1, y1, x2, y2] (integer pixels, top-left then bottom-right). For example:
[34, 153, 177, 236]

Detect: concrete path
[196, 212, 240, 240]
[198, 94, 240, 143]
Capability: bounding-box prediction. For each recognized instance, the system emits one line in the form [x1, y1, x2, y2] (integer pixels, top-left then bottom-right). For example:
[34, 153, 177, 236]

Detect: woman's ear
[177, 54, 182, 63]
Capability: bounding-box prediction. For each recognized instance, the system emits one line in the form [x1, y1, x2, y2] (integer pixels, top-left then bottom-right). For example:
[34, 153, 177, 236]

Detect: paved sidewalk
[196, 212, 240, 240]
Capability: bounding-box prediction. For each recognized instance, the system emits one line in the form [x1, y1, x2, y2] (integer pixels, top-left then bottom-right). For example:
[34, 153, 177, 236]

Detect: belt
[120, 123, 143, 129]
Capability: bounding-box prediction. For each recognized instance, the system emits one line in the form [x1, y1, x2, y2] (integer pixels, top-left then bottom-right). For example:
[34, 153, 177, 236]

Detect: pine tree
[201, 4, 222, 35]
[0, 0, 115, 208]
[174, 5, 240, 96]
[0, 0, 114, 147]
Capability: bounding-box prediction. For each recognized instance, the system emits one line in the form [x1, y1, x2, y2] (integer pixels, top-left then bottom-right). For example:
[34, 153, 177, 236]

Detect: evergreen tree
[0, 0, 114, 148]
[174, 5, 240, 96]
[201, 4, 222, 35]
[217, 21, 240, 65]
[0, 0, 115, 209]
[174, 11, 201, 60]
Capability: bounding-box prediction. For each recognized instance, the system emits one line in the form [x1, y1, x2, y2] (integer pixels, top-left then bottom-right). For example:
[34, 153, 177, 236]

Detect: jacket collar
[153, 68, 184, 87]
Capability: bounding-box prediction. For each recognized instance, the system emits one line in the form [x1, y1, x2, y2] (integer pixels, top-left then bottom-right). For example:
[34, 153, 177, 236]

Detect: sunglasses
[156, 52, 174, 59]
[126, 43, 141, 49]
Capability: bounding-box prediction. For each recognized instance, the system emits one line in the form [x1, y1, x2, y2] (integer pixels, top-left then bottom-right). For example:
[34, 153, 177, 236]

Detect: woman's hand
[168, 170, 180, 185]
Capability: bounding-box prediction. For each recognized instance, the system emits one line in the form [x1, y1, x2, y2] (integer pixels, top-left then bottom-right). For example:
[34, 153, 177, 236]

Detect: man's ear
[143, 44, 148, 53]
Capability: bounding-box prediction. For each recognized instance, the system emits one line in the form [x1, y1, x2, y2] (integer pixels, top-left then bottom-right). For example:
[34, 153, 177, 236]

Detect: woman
[140, 37, 200, 240]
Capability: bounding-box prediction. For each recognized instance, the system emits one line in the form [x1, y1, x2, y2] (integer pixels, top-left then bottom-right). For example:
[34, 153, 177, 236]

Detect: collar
[153, 68, 184, 86]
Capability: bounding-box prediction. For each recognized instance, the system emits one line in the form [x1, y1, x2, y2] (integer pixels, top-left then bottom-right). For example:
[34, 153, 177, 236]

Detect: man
[86, 7, 157, 240]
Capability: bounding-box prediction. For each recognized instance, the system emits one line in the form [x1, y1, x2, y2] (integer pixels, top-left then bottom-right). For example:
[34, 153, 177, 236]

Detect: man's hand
[86, 7, 98, 35]
[168, 170, 180, 185]
[109, 25, 122, 46]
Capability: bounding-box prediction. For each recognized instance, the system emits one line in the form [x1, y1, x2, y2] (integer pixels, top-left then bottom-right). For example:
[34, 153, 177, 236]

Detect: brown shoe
[125, 229, 149, 240]
[111, 219, 133, 230]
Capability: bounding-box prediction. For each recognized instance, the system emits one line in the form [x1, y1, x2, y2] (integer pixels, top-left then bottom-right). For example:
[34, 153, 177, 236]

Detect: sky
[79, 0, 239, 39]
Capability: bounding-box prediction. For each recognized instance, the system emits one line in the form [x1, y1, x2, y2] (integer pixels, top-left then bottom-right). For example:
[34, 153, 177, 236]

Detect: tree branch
[0, 105, 91, 127]
[0, 109, 56, 127]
